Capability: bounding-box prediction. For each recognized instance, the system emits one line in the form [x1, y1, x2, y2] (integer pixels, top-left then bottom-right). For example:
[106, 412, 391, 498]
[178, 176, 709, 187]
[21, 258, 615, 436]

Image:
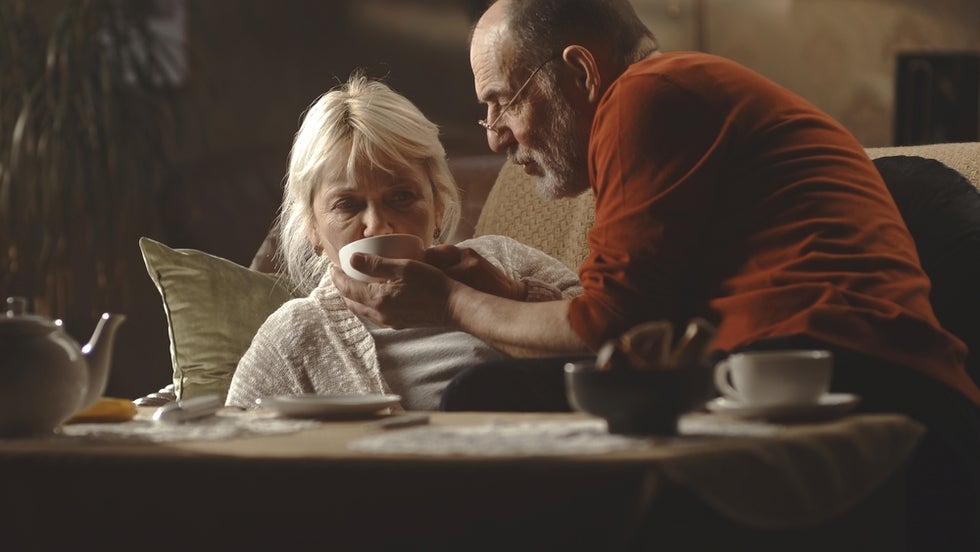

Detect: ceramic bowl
[338, 234, 424, 283]
[564, 360, 713, 435]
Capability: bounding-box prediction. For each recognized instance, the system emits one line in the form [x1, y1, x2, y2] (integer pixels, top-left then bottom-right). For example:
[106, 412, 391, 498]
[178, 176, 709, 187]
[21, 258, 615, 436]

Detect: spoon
[618, 320, 674, 370]
[668, 317, 717, 367]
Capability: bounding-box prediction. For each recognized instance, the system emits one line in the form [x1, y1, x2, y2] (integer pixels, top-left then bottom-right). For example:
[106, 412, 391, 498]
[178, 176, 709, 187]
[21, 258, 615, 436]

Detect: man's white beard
[533, 92, 591, 200]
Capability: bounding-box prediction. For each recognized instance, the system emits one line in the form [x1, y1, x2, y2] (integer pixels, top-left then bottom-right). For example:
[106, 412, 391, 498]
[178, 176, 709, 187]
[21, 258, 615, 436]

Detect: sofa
[137, 142, 980, 403]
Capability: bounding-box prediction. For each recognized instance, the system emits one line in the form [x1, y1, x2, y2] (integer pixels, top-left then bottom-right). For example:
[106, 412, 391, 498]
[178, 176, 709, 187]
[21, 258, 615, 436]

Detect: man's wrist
[514, 278, 529, 301]
[444, 278, 471, 327]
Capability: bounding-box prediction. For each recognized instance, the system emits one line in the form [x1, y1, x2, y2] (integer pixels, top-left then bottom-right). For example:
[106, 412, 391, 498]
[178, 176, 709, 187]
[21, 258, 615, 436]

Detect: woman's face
[309, 161, 442, 266]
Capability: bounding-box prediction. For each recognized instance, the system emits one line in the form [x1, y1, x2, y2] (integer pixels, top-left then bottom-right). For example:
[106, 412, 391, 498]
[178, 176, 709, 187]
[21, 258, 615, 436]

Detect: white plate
[257, 394, 401, 418]
[705, 393, 860, 422]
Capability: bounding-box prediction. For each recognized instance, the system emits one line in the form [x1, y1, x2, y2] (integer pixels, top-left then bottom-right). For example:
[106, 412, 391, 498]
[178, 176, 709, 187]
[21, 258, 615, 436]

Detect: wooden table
[0, 410, 923, 551]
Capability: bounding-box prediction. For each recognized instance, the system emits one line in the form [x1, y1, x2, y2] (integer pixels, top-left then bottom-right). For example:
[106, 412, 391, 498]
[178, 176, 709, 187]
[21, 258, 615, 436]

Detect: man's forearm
[447, 284, 590, 357]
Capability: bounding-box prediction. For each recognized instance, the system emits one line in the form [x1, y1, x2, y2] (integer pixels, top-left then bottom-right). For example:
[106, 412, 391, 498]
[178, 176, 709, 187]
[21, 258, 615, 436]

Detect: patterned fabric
[474, 161, 596, 270]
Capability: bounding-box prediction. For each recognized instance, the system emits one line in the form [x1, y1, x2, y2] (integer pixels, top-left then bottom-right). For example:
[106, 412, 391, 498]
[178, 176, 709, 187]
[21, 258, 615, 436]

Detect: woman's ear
[561, 45, 601, 104]
[427, 163, 447, 242]
[307, 225, 322, 254]
[434, 198, 446, 239]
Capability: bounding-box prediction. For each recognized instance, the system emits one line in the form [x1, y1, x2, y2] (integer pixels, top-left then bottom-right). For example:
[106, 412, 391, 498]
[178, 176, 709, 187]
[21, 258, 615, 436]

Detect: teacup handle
[713, 359, 741, 401]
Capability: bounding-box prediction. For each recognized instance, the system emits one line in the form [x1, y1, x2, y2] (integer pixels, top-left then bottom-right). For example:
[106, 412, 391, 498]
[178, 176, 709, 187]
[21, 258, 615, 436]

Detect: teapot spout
[81, 313, 126, 410]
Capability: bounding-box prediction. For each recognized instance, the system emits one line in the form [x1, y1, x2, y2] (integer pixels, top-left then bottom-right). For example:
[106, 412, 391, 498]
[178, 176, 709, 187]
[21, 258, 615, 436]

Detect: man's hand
[331, 253, 455, 328]
[424, 244, 526, 300]
[333, 250, 588, 357]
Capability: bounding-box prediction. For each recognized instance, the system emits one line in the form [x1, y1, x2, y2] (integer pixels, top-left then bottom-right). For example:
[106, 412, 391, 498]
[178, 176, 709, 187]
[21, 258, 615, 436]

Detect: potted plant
[0, 0, 179, 332]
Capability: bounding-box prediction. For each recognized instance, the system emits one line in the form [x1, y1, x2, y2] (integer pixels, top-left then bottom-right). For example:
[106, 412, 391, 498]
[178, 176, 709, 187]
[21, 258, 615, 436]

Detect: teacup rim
[339, 233, 424, 253]
[563, 360, 596, 374]
[728, 349, 832, 360]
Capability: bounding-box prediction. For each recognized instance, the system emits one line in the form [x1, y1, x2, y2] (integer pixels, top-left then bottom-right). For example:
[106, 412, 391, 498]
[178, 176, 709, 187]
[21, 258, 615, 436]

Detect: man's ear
[561, 45, 602, 103]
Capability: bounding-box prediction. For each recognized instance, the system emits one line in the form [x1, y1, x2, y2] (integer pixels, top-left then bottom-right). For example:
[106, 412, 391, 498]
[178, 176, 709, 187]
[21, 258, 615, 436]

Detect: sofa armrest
[867, 142, 980, 188]
[474, 161, 596, 269]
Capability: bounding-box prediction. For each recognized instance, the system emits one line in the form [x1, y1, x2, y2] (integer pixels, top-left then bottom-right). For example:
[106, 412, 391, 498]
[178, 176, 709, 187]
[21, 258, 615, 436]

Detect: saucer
[257, 393, 401, 419]
[705, 393, 860, 422]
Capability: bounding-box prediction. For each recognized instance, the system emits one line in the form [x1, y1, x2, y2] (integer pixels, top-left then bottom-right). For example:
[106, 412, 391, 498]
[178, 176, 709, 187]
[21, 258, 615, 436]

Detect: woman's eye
[332, 198, 362, 212]
[388, 190, 417, 207]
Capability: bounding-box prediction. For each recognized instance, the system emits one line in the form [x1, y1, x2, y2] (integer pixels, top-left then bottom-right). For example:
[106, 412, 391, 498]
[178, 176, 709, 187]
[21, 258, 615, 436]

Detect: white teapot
[0, 297, 125, 436]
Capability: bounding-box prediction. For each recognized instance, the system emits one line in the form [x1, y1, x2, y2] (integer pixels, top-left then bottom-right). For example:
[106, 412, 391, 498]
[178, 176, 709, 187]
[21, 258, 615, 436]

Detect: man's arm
[331, 253, 589, 357]
[446, 284, 588, 357]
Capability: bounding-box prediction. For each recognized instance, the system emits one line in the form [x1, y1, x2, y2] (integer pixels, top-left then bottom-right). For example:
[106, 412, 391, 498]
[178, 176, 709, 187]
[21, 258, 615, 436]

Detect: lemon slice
[68, 397, 138, 423]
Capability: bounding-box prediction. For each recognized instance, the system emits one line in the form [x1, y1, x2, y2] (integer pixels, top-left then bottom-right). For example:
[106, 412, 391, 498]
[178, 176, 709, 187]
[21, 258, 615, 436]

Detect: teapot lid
[5, 297, 28, 316]
[0, 297, 59, 336]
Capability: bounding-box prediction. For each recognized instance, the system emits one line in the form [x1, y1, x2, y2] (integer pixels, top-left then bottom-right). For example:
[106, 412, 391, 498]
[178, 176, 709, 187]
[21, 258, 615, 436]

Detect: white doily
[351, 418, 652, 456]
[678, 415, 781, 438]
[349, 415, 781, 456]
[44, 412, 319, 444]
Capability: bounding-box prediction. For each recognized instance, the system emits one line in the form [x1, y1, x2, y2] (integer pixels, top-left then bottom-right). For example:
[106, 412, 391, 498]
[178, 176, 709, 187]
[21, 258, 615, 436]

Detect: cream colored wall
[634, 0, 980, 146]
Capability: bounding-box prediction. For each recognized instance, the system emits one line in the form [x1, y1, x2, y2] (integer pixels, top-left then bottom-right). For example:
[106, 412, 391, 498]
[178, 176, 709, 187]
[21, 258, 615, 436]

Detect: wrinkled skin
[332, 243, 524, 329]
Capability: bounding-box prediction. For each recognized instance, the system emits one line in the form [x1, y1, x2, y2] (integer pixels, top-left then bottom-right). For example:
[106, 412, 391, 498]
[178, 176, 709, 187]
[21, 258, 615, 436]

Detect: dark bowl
[564, 361, 713, 435]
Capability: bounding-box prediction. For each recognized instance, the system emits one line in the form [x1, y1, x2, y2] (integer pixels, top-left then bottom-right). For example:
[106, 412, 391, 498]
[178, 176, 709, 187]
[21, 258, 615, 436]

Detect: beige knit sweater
[225, 235, 583, 409]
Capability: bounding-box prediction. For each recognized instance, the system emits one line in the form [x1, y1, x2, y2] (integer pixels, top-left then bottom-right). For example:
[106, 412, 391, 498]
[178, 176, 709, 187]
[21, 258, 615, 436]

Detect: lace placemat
[678, 414, 781, 438]
[12, 412, 782, 449]
[39, 412, 320, 444]
[349, 414, 780, 456]
[350, 418, 641, 455]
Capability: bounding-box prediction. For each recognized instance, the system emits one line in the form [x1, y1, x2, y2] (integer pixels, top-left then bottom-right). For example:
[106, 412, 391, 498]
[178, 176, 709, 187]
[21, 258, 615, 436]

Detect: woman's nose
[361, 205, 394, 237]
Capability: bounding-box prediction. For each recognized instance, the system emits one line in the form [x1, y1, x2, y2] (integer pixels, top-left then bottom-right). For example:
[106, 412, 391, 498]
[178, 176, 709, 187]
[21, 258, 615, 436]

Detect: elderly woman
[225, 74, 582, 410]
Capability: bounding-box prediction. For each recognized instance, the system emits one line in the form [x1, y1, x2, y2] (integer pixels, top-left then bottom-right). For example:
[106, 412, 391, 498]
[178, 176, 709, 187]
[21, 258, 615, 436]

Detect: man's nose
[487, 126, 515, 153]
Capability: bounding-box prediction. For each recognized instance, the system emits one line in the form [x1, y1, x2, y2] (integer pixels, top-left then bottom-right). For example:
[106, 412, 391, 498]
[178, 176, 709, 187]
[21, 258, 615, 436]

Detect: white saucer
[705, 393, 860, 422]
[257, 393, 401, 419]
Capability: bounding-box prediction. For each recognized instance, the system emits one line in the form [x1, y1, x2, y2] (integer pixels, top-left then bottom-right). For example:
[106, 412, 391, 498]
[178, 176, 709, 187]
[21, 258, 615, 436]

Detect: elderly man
[334, 1, 979, 547]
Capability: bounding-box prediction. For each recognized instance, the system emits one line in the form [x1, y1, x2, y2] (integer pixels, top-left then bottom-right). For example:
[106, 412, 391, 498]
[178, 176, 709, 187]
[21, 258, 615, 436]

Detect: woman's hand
[424, 244, 526, 300]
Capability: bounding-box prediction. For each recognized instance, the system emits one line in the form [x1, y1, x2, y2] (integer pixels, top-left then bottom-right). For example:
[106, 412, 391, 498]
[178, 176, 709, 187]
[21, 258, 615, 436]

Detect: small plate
[257, 393, 401, 419]
[706, 393, 860, 422]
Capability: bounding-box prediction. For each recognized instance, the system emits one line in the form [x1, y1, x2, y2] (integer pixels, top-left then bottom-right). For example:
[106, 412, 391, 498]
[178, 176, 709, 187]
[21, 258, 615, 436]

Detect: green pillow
[139, 237, 299, 400]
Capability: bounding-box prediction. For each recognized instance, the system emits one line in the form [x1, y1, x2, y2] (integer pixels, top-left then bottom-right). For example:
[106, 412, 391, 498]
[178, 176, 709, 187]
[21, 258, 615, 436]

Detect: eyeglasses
[478, 53, 561, 134]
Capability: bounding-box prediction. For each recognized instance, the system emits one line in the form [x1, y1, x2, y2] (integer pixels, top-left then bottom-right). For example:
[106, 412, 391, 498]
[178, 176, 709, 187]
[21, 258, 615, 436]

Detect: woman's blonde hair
[278, 73, 461, 293]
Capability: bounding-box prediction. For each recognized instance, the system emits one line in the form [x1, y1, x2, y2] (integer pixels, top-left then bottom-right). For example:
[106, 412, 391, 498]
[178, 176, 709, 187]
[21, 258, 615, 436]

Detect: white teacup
[338, 234, 424, 283]
[713, 350, 832, 407]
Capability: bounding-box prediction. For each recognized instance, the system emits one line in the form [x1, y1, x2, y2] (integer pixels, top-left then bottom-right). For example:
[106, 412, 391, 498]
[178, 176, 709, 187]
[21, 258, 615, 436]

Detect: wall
[174, 0, 487, 165]
[634, 0, 980, 146]
[172, 0, 980, 168]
